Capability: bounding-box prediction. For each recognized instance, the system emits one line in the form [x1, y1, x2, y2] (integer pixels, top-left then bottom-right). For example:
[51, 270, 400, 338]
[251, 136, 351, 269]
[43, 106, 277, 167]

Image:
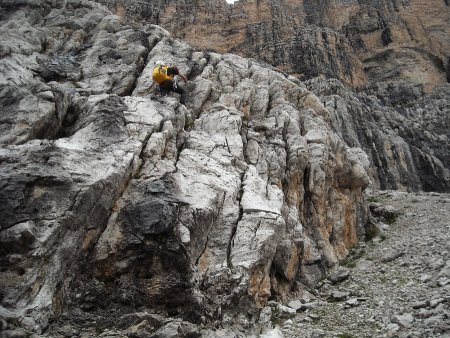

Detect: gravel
[280, 191, 450, 337]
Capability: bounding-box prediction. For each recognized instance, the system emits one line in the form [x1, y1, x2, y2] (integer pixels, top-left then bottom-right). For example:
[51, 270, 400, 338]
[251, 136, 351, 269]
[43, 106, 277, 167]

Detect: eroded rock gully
[0, 1, 448, 337]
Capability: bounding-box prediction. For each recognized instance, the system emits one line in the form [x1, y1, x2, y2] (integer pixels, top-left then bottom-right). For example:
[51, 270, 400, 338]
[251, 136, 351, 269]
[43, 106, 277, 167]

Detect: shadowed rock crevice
[52, 103, 82, 139]
[227, 171, 245, 270]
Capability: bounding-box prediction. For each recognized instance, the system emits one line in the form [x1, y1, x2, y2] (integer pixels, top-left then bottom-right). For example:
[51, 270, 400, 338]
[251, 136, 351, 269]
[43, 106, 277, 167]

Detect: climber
[152, 61, 188, 104]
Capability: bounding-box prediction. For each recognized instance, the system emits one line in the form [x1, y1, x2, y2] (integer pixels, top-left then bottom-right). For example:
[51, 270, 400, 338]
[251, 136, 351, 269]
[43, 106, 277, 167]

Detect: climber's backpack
[152, 65, 172, 84]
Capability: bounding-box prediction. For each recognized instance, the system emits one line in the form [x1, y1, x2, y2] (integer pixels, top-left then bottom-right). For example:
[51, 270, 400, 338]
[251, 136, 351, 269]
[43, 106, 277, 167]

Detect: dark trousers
[159, 80, 187, 104]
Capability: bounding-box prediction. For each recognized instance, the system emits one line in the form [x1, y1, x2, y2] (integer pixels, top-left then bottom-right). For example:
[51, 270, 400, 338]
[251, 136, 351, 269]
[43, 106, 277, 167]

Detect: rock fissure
[227, 170, 246, 270]
[195, 191, 226, 266]
[250, 220, 263, 249]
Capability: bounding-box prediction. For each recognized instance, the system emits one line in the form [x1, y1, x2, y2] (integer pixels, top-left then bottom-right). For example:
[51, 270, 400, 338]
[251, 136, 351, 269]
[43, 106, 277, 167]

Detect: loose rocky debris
[329, 268, 350, 284]
[265, 191, 450, 338]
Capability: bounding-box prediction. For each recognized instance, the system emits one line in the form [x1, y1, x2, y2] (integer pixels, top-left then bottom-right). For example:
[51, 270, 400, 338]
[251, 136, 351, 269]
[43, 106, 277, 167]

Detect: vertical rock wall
[306, 78, 450, 192]
[94, 0, 450, 89]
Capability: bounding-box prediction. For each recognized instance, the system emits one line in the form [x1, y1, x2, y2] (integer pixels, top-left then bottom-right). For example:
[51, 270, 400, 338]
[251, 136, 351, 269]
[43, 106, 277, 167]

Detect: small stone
[310, 329, 325, 337]
[284, 319, 293, 326]
[3, 329, 30, 338]
[260, 328, 284, 338]
[438, 265, 450, 277]
[308, 313, 320, 320]
[329, 268, 350, 284]
[331, 290, 350, 301]
[419, 274, 432, 282]
[391, 313, 414, 328]
[386, 323, 399, 332]
[381, 250, 405, 263]
[429, 258, 445, 270]
[287, 300, 303, 311]
[299, 290, 316, 303]
[151, 321, 199, 338]
[437, 277, 449, 286]
[379, 222, 390, 231]
[429, 298, 445, 308]
[346, 298, 359, 307]
[424, 314, 444, 325]
[418, 308, 433, 319]
[301, 302, 319, 310]
[259, 307, 272, 324]
[277, 304, 296, 316]
[58, 324, 78, 336]
[411, 300, 428, 309]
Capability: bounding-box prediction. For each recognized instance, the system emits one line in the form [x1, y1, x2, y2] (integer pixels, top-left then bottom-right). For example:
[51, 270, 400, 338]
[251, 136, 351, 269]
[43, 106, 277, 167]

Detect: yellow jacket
[152, 65, 173, 84]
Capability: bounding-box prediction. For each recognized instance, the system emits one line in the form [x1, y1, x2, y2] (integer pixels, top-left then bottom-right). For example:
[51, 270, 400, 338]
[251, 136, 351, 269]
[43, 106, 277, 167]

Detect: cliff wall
[96, 0, 450, 89]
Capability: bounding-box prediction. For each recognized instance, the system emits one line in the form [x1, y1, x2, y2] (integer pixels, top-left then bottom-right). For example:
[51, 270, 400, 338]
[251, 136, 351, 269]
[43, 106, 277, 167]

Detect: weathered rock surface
[306, 78, 450, 192]
[1, 1, 370, 336]
[92, 0, 450, 193]
[1, 1, 449, 337]
[95, 0, 450, 89]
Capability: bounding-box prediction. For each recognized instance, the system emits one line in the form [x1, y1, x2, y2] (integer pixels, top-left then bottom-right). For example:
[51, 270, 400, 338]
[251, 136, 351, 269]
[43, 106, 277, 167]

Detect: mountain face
[95, 0, 450, 192]
[0, 0, 448, 337]
[95, 0, 450, 89]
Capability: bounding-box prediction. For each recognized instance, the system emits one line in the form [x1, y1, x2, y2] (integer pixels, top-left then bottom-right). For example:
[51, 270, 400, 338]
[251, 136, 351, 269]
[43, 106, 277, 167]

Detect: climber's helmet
[155, 60, 164, 67]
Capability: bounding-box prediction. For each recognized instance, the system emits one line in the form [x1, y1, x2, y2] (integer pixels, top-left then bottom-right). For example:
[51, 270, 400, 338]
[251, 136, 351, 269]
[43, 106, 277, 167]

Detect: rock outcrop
[1, 1, 371, 336]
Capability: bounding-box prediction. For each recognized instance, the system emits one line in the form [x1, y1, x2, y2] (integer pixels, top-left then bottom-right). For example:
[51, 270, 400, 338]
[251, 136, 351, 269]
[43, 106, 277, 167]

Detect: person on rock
[152, 60, 188, 104]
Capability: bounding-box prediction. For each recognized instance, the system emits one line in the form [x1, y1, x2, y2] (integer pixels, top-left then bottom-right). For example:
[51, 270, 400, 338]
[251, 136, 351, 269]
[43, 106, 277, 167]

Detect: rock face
[91, 0, 450, 192]
[1, 0, 370, 336]
[305, 78, 450, 192]
[95, 0, 450, 89]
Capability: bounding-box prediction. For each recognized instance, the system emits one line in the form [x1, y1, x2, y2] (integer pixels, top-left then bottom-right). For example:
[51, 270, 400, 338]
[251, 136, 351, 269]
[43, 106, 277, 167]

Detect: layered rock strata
[0, 1, 370, 336]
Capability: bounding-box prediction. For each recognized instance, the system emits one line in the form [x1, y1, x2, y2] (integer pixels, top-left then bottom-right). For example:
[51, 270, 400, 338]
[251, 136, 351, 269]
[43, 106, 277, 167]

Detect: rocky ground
[263, 191, 450, 338]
